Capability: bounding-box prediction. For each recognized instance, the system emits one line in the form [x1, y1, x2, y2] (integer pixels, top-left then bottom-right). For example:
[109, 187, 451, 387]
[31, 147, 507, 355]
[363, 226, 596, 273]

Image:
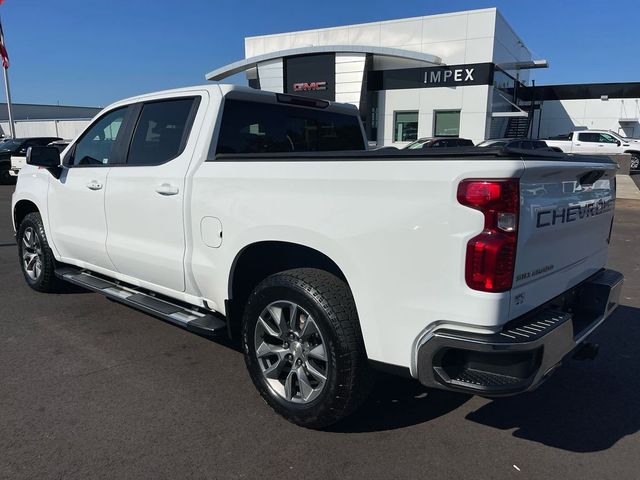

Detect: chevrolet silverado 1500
[12, 85, 623, 427]
[545, 130, 640, 169]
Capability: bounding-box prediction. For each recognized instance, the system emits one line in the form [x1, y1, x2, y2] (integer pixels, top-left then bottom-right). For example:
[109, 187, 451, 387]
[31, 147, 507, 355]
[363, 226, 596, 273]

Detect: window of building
[394, 112, 418, 142]
[434, 110, 461, 137]
[216, 99, 365, 154]
[71, 107, 127, 166]
[127, 98, 196, 166]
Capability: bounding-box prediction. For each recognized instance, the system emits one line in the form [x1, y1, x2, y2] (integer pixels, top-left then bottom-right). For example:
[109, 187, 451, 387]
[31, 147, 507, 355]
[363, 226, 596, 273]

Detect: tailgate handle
[579, 170, 604, 186]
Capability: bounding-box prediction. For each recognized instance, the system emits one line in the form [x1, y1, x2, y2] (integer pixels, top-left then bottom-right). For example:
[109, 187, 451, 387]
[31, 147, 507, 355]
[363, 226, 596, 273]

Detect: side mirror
[616, 140, 621, 146]
[26, 146, 61, 168]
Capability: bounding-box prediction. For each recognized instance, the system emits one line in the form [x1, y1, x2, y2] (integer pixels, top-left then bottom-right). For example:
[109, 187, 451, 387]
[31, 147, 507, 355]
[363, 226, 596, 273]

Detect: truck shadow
[332, 305, 640, 447]
[329, 375, 472, 433]
[464, 305, 640, 452]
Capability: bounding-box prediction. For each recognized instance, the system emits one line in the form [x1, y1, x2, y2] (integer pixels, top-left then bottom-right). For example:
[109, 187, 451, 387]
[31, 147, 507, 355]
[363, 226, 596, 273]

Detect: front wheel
[242, 268, 372, 428]
[630, 154, 639, 171]
[17, 212, 61, 292]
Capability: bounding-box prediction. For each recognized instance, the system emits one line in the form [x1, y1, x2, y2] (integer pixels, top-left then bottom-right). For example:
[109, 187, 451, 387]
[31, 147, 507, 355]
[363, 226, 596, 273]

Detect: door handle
[155, 183, 179, 196]
[86, 181, 103, 191]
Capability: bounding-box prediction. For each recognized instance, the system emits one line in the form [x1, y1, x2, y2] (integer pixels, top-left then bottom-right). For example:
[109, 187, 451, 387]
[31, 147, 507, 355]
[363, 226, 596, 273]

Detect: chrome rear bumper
[416, 269, 623, 396]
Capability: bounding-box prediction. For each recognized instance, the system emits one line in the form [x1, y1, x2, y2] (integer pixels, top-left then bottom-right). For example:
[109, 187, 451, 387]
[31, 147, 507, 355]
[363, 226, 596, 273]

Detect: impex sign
[368, 62, 495, 91]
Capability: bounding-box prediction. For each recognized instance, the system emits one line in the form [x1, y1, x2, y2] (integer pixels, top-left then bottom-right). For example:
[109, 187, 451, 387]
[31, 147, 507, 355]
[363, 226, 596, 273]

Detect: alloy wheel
[22, 227, 43, 281]
[254, 300, 328, 404]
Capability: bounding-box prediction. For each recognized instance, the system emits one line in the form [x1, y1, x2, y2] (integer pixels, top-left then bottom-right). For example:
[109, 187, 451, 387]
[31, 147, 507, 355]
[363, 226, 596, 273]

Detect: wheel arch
[13, 199, 40, 231]
[226, 240, 352, 335]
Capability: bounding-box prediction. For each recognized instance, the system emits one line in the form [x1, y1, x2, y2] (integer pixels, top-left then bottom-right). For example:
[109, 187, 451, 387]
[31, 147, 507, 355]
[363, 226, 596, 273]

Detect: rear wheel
[17, 212, 61, 292]
[242, 268, 372, 428]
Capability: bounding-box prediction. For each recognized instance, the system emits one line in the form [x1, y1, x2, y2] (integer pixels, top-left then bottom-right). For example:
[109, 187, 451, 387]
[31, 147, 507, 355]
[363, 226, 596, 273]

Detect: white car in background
[545, 130, 640, 170]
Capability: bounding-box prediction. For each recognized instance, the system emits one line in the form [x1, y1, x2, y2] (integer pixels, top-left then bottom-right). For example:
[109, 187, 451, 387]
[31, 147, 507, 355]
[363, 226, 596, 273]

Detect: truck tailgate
[510, 159, 617, 318]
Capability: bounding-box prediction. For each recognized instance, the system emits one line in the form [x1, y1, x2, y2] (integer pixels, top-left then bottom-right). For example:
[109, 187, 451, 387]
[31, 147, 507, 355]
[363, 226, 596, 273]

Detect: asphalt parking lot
[1, 184, 640, 480]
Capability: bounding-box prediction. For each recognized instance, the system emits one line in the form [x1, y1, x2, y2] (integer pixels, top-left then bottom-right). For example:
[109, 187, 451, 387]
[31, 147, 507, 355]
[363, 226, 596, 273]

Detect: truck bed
[214, 145, 616, 163]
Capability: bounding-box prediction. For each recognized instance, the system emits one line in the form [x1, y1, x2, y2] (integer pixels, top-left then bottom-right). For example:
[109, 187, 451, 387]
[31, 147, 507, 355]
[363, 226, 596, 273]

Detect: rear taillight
[457, 179, 519, 292]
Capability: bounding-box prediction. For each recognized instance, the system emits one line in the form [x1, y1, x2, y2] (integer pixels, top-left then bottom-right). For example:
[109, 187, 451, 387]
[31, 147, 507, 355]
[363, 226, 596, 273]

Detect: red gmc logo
[293, 81, 327, 92]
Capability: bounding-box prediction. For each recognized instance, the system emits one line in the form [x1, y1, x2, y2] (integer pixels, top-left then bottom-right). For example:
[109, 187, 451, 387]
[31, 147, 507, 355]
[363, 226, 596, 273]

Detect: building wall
[245, 8, 502, 64]
[532, 98, 640, 139]
[492, 10, 532, 82]
[335, 53, 366, 106]
[243, 8, 535, 145]
[256, 58, 284, 93]
[247, 7, 506, 108]
[0, 103, 100, 122]
[380, 84, 490, 145]
[0, 119, 91, 139]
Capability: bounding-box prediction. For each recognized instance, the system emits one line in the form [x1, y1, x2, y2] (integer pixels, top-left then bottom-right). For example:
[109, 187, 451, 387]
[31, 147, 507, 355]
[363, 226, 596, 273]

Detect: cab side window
[71, 107, 127, 166]
[578, 132, 600, 143]
[599, 133, 618, 144]
[127, 98, 196, 166]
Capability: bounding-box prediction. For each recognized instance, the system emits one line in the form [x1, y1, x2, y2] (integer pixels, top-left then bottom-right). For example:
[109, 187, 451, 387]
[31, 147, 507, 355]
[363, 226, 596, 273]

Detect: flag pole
[3, 64, 15, 138]
[0, 10, 14, 138]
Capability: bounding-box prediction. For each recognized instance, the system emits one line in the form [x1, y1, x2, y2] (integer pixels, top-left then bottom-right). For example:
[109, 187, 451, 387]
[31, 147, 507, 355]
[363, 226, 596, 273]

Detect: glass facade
[434, 110, 461, 137]
[394, 112, 418, 142]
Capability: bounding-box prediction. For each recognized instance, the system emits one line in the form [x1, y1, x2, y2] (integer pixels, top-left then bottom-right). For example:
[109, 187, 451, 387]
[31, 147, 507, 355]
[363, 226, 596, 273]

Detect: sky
[1, 0, 638, 107]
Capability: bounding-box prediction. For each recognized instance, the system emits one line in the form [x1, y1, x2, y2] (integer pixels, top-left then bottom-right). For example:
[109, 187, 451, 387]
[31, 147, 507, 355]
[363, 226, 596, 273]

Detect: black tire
[17, 212, 61, 292]
[630, 154, 640, 172]
[242, 268, 372, 428]
[0, 162, 16, 185]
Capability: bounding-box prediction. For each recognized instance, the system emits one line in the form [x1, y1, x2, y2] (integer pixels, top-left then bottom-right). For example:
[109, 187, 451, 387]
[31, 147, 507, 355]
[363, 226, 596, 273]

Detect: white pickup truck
[12, 85, 623, 428]
[545, 130, 640, 169]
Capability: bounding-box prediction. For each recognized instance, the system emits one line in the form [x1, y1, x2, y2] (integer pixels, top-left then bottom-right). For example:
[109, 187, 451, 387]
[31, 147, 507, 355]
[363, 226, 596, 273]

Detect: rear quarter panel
[189, 158, 525, 369]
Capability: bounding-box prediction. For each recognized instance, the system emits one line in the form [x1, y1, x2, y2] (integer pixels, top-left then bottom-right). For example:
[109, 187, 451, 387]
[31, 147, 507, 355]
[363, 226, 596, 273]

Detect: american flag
[0, 16, 8, 69]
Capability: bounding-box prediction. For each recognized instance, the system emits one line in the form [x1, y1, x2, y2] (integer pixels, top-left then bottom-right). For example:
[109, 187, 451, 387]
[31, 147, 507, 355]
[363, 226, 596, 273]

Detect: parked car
[1, 137, 62, 183]
[405, 137, 475, 149]
[477, 138, 557, 151]
[13, 85, 622, 428]
[545, 130, 640, 170]
[10, 139, 71, 178]
[48, 139, 71, 153]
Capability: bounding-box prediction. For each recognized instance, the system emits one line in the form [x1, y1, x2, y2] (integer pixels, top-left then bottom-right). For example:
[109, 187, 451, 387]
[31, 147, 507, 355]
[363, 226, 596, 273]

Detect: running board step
[55, 266, 226, 336]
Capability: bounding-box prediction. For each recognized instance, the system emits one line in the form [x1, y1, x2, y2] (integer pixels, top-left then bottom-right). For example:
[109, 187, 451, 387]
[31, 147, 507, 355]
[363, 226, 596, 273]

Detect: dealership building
[207, 8, 640, 146]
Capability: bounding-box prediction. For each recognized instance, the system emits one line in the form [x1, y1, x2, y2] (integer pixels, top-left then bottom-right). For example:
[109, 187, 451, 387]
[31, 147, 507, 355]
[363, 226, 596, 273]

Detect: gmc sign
[293, 81, 328, 92]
